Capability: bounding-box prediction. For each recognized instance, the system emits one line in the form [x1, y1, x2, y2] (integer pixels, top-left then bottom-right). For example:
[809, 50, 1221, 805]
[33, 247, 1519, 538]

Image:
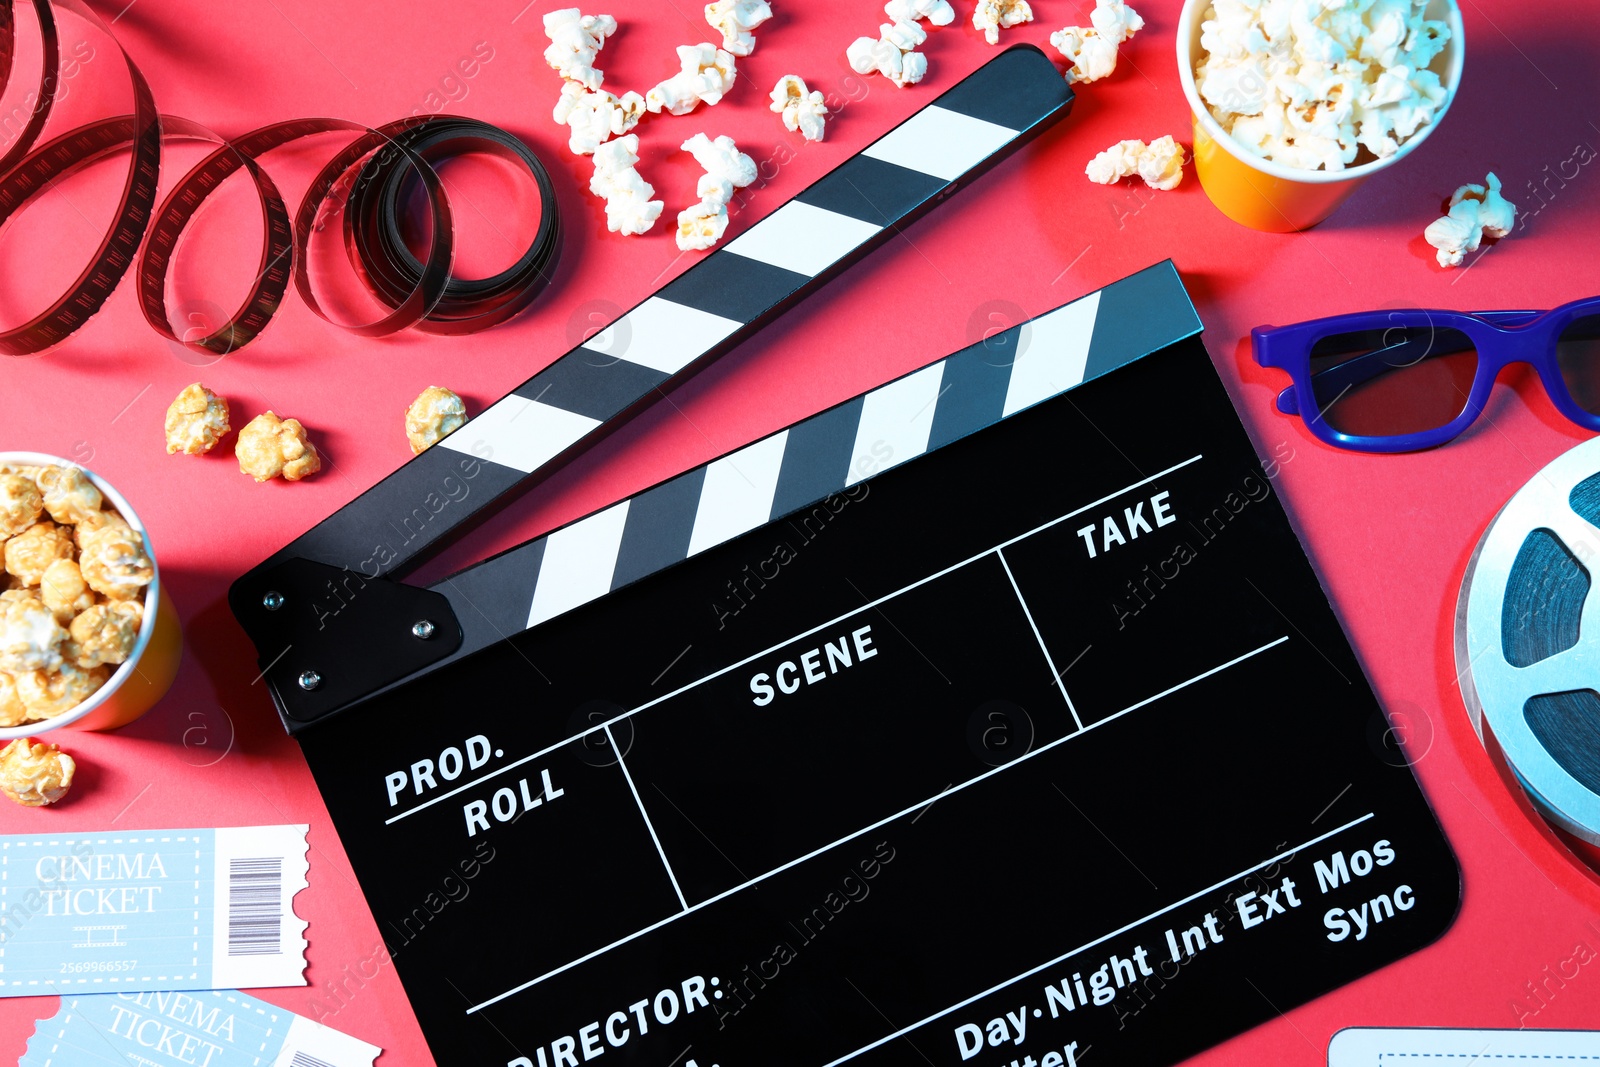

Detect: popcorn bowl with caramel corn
[1177, 0, 1464, 232]
[0, 453, 182, 739]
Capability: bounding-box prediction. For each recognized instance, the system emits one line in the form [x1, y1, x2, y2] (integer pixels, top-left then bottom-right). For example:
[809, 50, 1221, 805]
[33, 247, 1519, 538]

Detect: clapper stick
[231, 45, 1073, 729]
[425, 262, 1201, 683]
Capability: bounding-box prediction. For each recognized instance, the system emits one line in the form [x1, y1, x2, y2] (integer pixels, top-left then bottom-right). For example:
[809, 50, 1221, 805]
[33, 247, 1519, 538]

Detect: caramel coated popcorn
[78, 525, 154, 600]
[5, 522, 74, 588]
[0, 672, 28, 727]
[0, 463, 154, 726]
[16, 662, 108, 719]
[40, 559, 94, 624]
[0, 589, 67, 675]
[37, 465, 103, 526]
[67, 600, 142, 669]
[165, 383, 232, 456]
[0, 472, 43, 537]
[73, 506, 131, 548]
[237, 411, 322, 482]
[405, 387, 468, 454]
[0, 737, 76, 806]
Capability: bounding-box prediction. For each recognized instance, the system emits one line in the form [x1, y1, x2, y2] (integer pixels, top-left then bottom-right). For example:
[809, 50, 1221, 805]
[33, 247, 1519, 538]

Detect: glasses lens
[1556, 313, 1600, 414]
[1307, 325, 1477, 438]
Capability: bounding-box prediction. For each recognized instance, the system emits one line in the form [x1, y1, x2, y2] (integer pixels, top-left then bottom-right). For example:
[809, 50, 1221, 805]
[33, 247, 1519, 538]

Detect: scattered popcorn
[770, 75, 829, 142]
[1050, 27, 1115, 84]
[0, 737, 76, 806]
[0, 594, 66, 674]
[0, 472, 43, 538]
[880, 17, 927, 52]
[0, 672, 25, 727]
[884, 0, 954, 26]
[1090, 0, 1143, 42]
[1422, 208, 1475, 268]
[849, 0, 957, 88]
[1085, 135, 1187, 190]
[67, 600, 143, 669]
[683, 133, 758, 206]
[1455, 172, 1516, 239]
[1196, 0, 1452, 170]
[847, 31, 928, 87]
[1137, 137, 1187, 190]
[973, 0, 1033, 45]
[646, 44, 738, 116]
[1424, 172, 1516, 268]
[236, 411, 322, 482]
[37, 466, 103, 527]
[164, 383, 231, 456]
[676, 200, 730, 252]
[406, 386, 468, 454]
[590, 135, 665, 235]
[543, 8, 618, 91]
[1085, 139, 1144, 184]
[705, 0, 772, 57]
[78, 525, 154, 601]
[1050, 0, 1144, 84]
[554, 81, 647, 155]
[39, 559, 93, 624]
[5, 522, 74, 588]
[675, 133, 757, 251]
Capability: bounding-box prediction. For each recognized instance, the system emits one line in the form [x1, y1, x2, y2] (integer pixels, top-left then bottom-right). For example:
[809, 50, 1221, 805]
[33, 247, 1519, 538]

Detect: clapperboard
[232, 46, 1459, 1067]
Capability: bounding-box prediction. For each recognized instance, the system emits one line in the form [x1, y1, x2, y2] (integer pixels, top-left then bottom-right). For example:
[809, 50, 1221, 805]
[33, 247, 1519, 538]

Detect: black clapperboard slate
[230, 50, 1457, 1067]
[259, 271, 1459, 1067]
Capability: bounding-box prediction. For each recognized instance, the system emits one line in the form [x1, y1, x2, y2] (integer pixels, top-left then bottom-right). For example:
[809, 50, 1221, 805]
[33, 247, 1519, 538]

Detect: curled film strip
[1458, 435, 1600, 855]
[0, 0, 559, 357]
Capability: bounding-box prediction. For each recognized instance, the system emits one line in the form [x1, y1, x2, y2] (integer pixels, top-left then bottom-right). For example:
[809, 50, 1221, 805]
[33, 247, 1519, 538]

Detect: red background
[2, 0, 1599, 1061]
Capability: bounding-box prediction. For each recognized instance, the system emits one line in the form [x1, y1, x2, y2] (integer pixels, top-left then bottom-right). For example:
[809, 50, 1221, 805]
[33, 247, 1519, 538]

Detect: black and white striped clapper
[232, 45, 1076, 728]
[226, 856, 284, 956]
[426, 261, 1198, 677]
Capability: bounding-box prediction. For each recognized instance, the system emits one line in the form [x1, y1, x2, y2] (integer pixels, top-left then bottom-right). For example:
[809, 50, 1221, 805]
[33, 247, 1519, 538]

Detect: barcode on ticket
[228, 856, 284, 956]
[0, 824, 308, 996]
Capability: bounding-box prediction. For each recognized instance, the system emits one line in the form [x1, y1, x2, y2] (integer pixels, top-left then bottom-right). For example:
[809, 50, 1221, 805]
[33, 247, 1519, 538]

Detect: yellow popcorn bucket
[0, 452, 182, 738]
[1176, 0, 1465, 232]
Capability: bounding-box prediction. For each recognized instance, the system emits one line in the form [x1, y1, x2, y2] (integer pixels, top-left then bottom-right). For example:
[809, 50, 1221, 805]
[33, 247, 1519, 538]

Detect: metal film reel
[1458, 435, 1600, 845]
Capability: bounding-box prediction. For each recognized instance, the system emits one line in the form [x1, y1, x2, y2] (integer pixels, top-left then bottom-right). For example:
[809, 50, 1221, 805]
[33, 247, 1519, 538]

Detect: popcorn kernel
[237, 411, 322, 482]
[165, 383, 232, 456]
[0, 737, 76, 806]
